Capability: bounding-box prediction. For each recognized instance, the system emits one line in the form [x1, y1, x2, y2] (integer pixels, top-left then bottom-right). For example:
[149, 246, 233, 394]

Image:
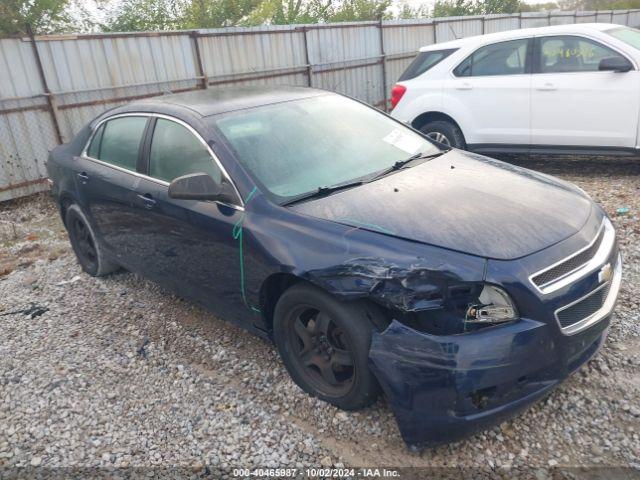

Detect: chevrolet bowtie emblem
[598, 263, 613, 283]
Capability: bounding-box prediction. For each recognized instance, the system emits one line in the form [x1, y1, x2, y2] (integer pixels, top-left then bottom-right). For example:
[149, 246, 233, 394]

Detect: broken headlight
[465, 285, 518, 325]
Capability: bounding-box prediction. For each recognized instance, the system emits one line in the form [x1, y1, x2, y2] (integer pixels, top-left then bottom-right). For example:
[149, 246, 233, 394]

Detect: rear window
[398, 49, 457, 81]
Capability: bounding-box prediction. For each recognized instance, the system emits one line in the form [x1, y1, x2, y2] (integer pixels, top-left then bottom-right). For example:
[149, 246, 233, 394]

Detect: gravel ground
[0, 156, 639, 477]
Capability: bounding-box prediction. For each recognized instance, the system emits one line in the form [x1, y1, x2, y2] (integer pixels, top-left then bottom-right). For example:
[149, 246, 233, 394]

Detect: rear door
[443, 37, 533, 146]
[131, 116, 249, 325]
[530, 34, 638, 148]
[79, 115, 150, 269]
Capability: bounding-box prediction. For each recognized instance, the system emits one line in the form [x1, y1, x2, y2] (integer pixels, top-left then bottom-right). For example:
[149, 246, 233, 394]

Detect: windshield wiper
[367, 150, 449, 183]
[282, 149, 449, 206]
[282, 180, 364, 206]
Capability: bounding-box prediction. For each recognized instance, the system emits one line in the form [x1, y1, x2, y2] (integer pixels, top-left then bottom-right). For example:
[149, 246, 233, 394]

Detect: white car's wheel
[421, 120, 466, 149]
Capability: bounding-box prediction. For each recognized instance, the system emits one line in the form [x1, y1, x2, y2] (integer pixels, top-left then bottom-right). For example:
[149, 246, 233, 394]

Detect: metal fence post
[26, 24, 63, 144]
[301, 27, 313, 87]
[190, 31, 207, 89]
[378, 17, 388, 111]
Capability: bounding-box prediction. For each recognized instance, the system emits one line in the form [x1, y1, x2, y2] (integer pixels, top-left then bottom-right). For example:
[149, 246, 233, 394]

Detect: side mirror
[598, 56, 632, 73]
[168, 172, 236, 204]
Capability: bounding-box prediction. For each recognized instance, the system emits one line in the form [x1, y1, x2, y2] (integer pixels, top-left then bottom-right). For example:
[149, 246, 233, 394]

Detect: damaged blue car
[46, 87, 622, 448]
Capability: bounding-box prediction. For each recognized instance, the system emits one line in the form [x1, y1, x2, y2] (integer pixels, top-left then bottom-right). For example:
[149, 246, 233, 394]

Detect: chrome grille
[556, 282, 611, 329]
[532, 226, 605, 288]
[530, 218, 615, 295]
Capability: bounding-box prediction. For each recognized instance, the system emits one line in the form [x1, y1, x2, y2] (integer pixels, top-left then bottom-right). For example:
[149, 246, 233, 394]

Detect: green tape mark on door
[232, 186, 261, 314]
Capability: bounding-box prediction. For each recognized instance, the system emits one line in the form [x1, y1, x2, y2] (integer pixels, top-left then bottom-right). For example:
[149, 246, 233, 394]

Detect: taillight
[390, 84, 406, 110]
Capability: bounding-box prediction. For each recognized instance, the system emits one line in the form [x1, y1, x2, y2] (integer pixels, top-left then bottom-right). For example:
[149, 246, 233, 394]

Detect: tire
[420, 120, 466, 149]
[65, 204, 119, 277]
[274, 283, 386, 410]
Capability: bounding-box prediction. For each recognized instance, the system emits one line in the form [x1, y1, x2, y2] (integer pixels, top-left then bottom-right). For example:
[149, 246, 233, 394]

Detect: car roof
[122, 86, 330, 118]
[419, 22, 622, 51]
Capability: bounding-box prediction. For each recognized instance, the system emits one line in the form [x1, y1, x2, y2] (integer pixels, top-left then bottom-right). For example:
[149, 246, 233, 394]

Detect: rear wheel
[65, 204, 119, 277]
[274, 283, 385, 410]
[420, 120, 466, 149]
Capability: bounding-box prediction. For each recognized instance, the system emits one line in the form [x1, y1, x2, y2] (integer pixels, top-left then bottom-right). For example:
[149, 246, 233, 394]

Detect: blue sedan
[46, 87, 622, 448]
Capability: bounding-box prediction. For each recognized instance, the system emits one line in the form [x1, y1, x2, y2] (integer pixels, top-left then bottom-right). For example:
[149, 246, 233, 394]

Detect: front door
[131, 116, 250, 326]
[530, 34, 639, 148]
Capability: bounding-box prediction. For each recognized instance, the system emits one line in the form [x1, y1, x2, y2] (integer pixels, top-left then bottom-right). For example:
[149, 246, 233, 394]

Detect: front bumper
[369, 316, 610, 448]
[369, 249, 621, 448]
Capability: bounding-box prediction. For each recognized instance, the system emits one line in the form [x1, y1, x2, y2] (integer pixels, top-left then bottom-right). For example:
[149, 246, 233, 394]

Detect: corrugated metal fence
[2, 9, 640, 201]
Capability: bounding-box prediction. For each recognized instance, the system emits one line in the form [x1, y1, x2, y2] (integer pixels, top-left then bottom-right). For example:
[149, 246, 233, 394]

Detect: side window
[89, 116, 147, 171]
[454, 39, 530, 77]
[537, 36, 626, 73]
[398, 49, 457, 81]
[149, 118, 222, 184]
[87, 124, 104, 158]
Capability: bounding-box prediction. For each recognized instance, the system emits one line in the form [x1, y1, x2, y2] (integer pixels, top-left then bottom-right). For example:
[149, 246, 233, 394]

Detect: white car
[390, 23, 640, 155]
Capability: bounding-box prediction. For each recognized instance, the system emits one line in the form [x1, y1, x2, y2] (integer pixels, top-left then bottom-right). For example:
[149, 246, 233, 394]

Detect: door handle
[77, 172, 89, 182]
[455, 82, 473, 90]
[137, 193, 156, 209]
[536, 83, 557, 91]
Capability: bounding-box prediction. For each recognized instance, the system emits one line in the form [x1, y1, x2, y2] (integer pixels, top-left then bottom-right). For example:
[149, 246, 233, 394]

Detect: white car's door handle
[536, 83, 557, 91]
[455, 82, 473, 90]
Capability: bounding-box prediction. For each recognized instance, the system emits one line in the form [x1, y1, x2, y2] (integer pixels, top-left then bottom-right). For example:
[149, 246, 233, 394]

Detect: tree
[183, 0, 263, 28]
[560, 0, 640, 8]
[395, 1, 430, 19]
[328, 0, 392, 22]
[433, 0, 533, 17]
[0, 0, 76, 34]
[519, 1, 559, 11]
[243, 0, 395, 25]
[432, 0, 479, 17]
[244, 0, 305, 24]
[103, 0, 185, 31]
[480, 0, 520, 13]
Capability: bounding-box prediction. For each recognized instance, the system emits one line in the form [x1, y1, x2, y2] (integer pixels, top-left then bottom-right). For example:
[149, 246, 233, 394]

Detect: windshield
[210, 94, 439, 203]
[607, 26, 640, 50]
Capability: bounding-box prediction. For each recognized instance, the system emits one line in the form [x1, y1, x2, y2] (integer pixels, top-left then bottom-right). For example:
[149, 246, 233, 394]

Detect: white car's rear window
[399, 49, 457, 81]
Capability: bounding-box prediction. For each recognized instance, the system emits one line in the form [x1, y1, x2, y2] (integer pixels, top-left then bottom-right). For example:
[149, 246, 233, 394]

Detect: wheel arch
[58, 191, 77, 227]
[259, 272, 392, 334]
[411, 111, 464, 135]
[259, 272, 302, 332]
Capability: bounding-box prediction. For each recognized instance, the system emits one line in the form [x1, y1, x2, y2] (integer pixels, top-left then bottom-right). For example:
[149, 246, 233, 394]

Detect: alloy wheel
[426, 131, 451, 146]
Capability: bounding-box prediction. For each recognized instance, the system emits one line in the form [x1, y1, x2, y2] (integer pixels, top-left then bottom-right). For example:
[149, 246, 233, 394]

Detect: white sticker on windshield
[383, 129, 423, 154]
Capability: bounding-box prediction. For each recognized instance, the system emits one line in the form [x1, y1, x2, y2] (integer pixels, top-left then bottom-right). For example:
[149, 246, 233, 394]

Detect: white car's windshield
[210, 94, 440, 203]
[607, 26, 640, 50]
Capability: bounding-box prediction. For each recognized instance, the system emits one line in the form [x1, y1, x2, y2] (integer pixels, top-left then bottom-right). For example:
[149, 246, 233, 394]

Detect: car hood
[289, 150, 593, 260]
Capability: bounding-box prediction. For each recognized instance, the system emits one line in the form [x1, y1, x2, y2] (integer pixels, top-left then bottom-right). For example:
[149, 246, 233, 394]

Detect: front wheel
[420, 120, 466, 149]
[274, 283, 385, 410]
